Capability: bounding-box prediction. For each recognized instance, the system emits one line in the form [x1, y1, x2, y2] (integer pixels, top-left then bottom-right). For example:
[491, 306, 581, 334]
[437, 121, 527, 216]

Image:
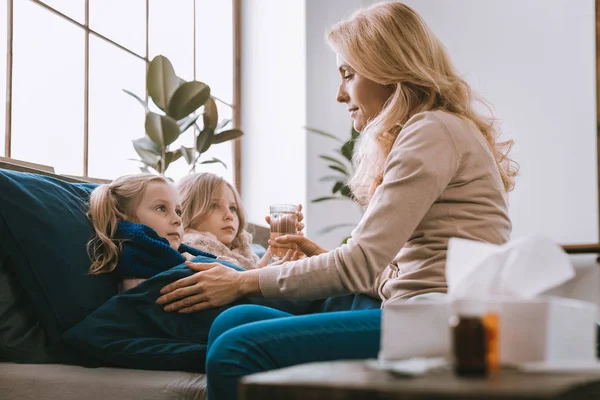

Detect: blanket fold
[113, 221, 216, 279]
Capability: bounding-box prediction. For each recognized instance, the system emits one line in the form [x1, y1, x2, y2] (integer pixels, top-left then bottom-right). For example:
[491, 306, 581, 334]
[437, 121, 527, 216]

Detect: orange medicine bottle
[449, 299, 488, 377]
[483, 309, 500, 373]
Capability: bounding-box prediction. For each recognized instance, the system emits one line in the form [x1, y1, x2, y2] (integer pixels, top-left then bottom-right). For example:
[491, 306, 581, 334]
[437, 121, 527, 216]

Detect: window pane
[41, 0, 85, 24]
[0, 1, 6, 157]
[89, 0, 146, 56]
[88, 36, 146, 179]
[149, 0, 194, 80]
[196, 0, 233, 104]
[11, 0, 84, 174]
[194, 0, 234, 183]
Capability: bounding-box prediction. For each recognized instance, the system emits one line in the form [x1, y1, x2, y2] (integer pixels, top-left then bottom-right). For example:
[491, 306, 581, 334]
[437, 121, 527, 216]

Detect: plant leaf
[122, 89, 149, 112]
[320, 155, 347, 169]
[200, 157, 227, 169]
[203, 97, 219, 130]
[178, 114, 200, 133]
[340, 185, 353, 198]
[328, 164, 348, 175]
[165, 149, 183, 165]
[340, 140, 354, 162]
[332, 181, 344, 194]
[342, 236, 352, 245]
[180, 146, 194, 164]
[139, 165, 151, 173]
[213, 129, 243, 144]
[132, 136, 161, 166]
[351, 126, 359, 140]
[315, 223, 356, 236]
[196, 127, 215, 154]
[167, 81, 211, 121]
[145, 112, 180, 147]
[319, 175, 345, 182]
[146, 55, 180, 112]
[312, 196, 345, 203]
[304, 126, 342, 142]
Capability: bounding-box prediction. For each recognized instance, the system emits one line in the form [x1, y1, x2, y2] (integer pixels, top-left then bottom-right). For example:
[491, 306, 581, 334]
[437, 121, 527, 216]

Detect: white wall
[305, 0, 598, 249]
[306, 0, 365, 248]
[240, 0, 307, 226]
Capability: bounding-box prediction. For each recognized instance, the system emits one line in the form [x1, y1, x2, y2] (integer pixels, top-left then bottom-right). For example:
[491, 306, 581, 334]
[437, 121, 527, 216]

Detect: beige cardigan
[258, 110, 512, 305]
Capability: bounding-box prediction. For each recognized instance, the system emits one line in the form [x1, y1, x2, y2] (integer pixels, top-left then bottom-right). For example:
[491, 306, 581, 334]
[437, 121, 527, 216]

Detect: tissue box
[379, 297, 597, 365]
[379, 300, 452, 361]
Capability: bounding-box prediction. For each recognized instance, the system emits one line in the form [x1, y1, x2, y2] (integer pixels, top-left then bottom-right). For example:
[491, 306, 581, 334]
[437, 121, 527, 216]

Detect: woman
[156, 2, 517, 399]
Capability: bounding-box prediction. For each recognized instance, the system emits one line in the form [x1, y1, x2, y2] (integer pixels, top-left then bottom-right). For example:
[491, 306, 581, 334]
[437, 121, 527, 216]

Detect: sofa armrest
[248, 223, 269, 249]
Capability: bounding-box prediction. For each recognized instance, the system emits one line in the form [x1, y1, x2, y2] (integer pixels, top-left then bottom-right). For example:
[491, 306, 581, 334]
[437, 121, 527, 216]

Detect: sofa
[0, 165, 270, 400]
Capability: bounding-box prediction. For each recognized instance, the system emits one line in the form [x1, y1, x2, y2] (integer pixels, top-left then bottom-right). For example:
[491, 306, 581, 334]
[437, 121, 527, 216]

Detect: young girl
[177, 173, 303, 269]
[86, 172, 299, 289]
[86, 173, 212, 290]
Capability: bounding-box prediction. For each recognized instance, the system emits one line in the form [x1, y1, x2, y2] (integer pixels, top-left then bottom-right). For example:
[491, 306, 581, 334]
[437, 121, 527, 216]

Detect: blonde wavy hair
[176, 173, 247, 249]
[87, 173, 169, 275]
[326, 1, 518, 205]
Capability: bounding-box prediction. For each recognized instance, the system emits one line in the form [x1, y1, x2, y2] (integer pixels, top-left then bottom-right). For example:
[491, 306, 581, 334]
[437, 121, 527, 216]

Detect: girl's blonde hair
[176, 173, 247, 248]
[326, 1, 518, 205]
[87, 173, 169, 275]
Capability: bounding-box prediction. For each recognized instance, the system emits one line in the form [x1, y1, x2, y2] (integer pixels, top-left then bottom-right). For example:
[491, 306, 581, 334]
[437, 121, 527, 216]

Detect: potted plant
[307, 126, 361, 244]
[124, 55, 242, 175]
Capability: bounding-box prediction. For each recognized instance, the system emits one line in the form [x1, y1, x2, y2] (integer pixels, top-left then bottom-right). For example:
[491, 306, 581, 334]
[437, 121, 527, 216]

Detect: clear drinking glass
[269, 204, 298, 261]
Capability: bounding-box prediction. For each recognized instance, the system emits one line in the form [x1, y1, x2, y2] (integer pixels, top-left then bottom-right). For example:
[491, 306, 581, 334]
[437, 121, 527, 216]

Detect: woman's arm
[156, 250, 297, 313]
[257, 113, 460, 299]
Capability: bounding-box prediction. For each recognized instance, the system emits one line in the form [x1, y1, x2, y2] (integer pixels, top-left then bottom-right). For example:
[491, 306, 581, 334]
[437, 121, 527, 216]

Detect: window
[1, 0, 239, 185]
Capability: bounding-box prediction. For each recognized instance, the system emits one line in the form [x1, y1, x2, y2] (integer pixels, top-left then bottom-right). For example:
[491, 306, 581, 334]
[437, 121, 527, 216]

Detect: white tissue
[446, 234, 576, 299]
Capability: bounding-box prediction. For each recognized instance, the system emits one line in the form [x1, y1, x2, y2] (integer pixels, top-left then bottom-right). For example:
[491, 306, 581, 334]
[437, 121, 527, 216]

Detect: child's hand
[121, 278, 145, 291]
[255, 247, 304, 268]
[256, 248, 272, 268]
[264, 204, 305, 233]
[182, 252, 195, 261]
[268, 249, 302, 266]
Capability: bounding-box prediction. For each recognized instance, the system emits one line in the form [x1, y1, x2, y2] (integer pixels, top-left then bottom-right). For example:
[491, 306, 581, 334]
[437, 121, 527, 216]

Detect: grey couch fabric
[248, 223, 269, 249]
[0, 362, 207, 400]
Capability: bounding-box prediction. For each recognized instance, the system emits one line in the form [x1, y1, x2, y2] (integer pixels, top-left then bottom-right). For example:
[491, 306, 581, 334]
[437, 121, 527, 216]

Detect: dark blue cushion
[0, 170, 117, 345]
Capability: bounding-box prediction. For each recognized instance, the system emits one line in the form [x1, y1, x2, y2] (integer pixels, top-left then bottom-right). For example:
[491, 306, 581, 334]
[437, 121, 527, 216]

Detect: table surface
[240, 360, 600, 400]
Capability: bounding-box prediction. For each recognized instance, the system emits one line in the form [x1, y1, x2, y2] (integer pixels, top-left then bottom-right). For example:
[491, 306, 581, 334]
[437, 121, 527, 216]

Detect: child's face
[191, 184, 240, 246]
[134, 181, 184, 250]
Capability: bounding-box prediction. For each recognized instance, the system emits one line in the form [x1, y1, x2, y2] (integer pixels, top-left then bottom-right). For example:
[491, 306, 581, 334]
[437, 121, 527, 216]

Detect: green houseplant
[124, 55, 242, 175]
[307, 126, 361, 243]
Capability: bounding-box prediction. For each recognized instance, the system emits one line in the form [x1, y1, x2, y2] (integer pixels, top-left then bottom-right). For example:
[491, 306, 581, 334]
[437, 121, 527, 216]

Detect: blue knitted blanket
[113, 220, 216, 279]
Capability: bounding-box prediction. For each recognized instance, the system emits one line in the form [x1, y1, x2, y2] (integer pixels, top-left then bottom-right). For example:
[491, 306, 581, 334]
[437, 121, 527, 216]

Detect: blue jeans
[205, 292, 446, 400]
[205, 305, 381, 400]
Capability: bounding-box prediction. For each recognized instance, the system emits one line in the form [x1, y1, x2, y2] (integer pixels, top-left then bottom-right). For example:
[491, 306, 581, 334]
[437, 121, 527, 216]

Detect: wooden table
[240, 360, 600, 400]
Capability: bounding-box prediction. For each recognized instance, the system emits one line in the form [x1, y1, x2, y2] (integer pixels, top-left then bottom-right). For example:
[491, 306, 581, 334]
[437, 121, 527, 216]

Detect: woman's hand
[181, 252, 195, 261]
[255, 248, 273, 268]
[270, 234, 327, 258]
[156, 261, 259, 313]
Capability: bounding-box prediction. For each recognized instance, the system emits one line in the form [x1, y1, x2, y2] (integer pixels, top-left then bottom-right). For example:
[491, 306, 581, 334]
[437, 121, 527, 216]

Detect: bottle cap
[452, 298, 485, 317]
